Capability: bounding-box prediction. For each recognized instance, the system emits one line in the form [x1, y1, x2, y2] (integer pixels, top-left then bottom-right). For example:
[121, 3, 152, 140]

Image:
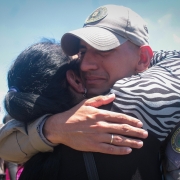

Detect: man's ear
[136, 45, 153, 73]
[66, 70, 84, 93]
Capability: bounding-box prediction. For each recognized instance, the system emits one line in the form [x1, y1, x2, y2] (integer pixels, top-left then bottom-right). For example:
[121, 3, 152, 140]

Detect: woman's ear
[136, 45, 153, 73]
[66, 70, 84, 93]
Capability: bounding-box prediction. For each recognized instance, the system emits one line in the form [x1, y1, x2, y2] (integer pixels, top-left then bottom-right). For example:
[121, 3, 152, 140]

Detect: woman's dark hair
[4, 40, 78, 125]
[4, 41, 81, 180]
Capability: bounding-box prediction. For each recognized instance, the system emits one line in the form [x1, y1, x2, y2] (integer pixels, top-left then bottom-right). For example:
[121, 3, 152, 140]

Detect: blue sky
[0, 0, 180, 122]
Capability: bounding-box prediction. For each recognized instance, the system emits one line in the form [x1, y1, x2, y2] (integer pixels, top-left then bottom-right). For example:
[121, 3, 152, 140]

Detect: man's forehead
[79, 40, 94, 50]
[79, 40, 119, 52]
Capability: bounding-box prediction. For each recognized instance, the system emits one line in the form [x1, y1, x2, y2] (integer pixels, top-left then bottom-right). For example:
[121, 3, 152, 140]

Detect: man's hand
[43, 94, 148, 155]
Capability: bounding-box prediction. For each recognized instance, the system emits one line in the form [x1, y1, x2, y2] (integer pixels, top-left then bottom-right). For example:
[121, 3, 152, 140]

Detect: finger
[91, 121, 147, 139]
[97, 111, 143, 128]
[96, 143, 132, 155]
[84, 94, 115, 107]
[96, 133, 145, 148]
[106, 123, 148, 139]
[107, 134, 144, 148]
[84, 94, 143, 128]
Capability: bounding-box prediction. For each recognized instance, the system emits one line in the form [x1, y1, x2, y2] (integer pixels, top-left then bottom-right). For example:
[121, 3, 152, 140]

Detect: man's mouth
[85, 76, 106, 85]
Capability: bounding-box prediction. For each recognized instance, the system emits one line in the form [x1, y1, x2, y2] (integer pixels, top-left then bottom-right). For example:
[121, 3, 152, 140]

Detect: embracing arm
[0, 94, 148, 163]
[44, 94, 148, 155]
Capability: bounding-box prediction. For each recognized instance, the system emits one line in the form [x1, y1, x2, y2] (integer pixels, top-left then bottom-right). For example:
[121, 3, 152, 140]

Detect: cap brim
[61, 27, 127, 56]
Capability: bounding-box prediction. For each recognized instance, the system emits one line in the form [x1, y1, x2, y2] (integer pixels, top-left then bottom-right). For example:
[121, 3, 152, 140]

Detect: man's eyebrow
[99, 49, 114, 53]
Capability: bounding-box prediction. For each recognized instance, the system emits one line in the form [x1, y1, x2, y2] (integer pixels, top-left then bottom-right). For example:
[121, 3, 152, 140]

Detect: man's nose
[80, 52, 98, 72]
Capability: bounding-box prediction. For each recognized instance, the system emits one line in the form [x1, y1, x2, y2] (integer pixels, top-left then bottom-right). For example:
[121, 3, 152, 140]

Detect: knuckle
[94, 121, 107, 131]
[84, 114, 93, 122]
[136, 129, 144, 136]
[107, 146, 115, 153]
[98, 145, 116, 154]
[130, 141, 138, 147]
[86, 114, 94, 120]
[95, 121, 102, 127]
[96, 96, 103, 102]
[129, 140, 142, 148]
[119, 148, 128, 154]
[114, 136, 123, 144]
[96, 111, 107, 119]
[121, 124, 130, 133]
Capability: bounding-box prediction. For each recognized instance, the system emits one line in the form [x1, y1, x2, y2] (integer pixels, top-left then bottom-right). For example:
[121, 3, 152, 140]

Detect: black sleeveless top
[59, 133, 162, 180]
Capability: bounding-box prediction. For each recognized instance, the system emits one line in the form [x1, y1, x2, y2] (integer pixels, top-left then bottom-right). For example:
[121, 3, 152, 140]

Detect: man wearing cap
[61, 5, 153, 97]
[0, 6, 180, 179]
[44, 4, 153, 152]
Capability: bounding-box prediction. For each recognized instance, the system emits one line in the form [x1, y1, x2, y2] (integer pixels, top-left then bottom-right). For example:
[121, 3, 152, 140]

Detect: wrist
[43, 114, 63, 144]
[39, 116, 58, 146]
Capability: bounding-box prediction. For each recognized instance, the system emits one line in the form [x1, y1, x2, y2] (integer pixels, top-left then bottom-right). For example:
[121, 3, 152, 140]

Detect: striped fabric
[150, 50, 180, 67]
[111, 51, 180, 141]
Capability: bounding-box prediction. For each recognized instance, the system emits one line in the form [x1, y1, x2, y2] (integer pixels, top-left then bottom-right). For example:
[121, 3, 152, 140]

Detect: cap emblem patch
[171, 127, 180, 153]
[84, 7, 107, 24]
[144, 25, 148, 34]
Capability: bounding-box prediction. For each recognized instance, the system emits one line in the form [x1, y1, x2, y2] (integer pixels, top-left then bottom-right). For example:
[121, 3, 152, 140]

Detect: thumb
[84, 93, 115, 107]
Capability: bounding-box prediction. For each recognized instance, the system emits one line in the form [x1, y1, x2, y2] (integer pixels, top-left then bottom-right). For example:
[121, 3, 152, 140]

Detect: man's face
[79, 40, 140, 97]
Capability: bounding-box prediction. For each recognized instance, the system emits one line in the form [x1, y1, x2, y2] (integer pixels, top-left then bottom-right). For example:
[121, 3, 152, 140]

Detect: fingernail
[143, 131, 148, 138]
[108, 93, 115, 96]
[137, 141, 143, 147]
[106, 93, 115, 98]
[137, 121, 143, 127]
[126, 148, 132, 153]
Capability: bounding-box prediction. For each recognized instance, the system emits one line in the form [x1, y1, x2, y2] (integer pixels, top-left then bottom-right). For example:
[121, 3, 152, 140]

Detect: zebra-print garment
[111, 51, 180, 142]
[150, 50, 180, 67]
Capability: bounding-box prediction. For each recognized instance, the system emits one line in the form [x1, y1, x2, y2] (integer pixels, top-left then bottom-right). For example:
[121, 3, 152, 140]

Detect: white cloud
[144, 13, 180, 51]
[173, 34, 180, 43]
[158, 14, 172, 26]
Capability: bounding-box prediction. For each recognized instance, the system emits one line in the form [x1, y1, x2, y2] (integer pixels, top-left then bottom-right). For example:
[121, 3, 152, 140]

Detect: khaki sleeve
[0, 115, 53, 164]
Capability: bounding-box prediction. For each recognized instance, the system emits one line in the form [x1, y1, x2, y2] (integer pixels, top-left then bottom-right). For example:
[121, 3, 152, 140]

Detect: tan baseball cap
[61, 5, 149, 56]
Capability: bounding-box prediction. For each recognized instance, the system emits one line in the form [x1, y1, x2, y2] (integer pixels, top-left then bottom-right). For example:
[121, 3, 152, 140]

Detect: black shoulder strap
[83, 152, 99, 180]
